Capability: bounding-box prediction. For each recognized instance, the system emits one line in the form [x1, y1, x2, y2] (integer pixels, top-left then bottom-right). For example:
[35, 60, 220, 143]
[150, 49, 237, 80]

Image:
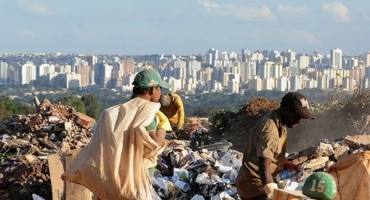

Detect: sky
[1, 0, 370, 56]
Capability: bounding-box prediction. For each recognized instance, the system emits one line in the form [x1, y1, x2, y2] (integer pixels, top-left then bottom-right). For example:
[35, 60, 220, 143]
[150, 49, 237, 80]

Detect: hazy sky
[1, 0, 369, 55]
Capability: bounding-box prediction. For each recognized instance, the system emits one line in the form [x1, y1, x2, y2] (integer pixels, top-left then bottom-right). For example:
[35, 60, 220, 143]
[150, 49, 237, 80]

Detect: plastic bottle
[276, 170, 297, 182]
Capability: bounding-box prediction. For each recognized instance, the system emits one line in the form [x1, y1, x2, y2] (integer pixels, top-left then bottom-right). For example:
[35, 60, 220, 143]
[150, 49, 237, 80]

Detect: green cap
[302, 172, 337, 200]
[132, 68, 171, 89]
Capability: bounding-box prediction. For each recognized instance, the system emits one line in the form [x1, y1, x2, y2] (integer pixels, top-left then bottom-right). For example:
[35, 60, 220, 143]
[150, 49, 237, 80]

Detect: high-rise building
[76, 65, 90, 87]
[20, 62, 36, 85]
[0, 61, 8, 84]
[38, 64, 55, 77]
[240, 60, 256, 82]
[248, 76, 262, 91]
[187, 59, 201, 81]
[227, 80, 240, 93]
[121, 59, 135, 75]
[241, 48, 251, 62]
[95, 63, 113, 87]
[290, 75, 301, 91]
[268, 50, 280, 62]
[317, 75, 330, 90]
[271, 63, 283, 78]
[65, 73, 82, 88]
[289, 61, 299, 76]
[87, 54, 98, 69]
[277, 76, 289, 91]
[365, 52, 370, 67]
[203, 67, 213, 82]
[298, 55, 310, 69]
[287, 49, 296, 63]
[330, 48, 343, 69]
[259, 61, 274, 79]
[206, 48, 218, 66]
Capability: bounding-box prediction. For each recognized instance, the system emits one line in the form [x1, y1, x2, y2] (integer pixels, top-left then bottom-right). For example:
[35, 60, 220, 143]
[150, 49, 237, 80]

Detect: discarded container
[276, 170, 299, 182]
[174, 180, 191, 192]
[191, 194, 205, 200]
[273, 189, 315, 200]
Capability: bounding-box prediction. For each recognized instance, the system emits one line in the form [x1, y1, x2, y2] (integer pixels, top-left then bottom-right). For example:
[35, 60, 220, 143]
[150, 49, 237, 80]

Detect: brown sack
[326, 151, 370, 200]
[62, 98, 164, 200]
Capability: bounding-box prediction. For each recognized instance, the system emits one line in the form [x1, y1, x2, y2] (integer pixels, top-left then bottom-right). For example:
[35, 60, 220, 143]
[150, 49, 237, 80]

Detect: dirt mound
[288, 89, 370, 152]
[210, 97, 279, 152]
[0, 159, 51, 200]
[212, 89, 370, 153]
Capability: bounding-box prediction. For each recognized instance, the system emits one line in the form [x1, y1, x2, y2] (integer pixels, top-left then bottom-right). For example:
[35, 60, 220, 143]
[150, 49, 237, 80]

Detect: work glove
[284, 159, 301, 171]
[263, 183, 278, 199]
[172, 125, 179, 132]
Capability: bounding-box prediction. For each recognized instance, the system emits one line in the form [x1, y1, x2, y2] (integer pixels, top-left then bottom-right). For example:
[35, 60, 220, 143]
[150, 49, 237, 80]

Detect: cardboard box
[273, 189, 316, 200]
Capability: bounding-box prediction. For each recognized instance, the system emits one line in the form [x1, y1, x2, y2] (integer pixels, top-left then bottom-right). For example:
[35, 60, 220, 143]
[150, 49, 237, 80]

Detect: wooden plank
[48, 154, 65, 200]
[64, 151, 93, 200]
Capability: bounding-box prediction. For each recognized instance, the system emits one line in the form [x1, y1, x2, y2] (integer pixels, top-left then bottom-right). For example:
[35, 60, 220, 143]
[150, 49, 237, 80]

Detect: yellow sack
[62, 98, 163, 200]
[327, 151, 370, 200]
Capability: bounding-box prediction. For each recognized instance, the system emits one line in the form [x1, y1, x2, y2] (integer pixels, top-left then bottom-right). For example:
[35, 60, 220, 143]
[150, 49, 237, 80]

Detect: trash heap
[0, 157, 51, 200]
[287, 135, 370, 171]
[152, 139, 242, 200]
[0, 96, 96, 200]
[278, 135, 370, 191]
[0, 96, 96, 157]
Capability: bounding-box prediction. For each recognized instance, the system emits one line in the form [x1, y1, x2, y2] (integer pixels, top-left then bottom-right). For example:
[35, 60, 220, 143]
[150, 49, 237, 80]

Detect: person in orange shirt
[159, 92, 185, 130]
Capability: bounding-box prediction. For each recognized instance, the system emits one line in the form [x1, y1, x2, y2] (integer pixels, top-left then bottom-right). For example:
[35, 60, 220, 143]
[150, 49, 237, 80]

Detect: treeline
[0, 95, 101, 121]
[0, 97, 36, 120]
[0, 87, 328, 120]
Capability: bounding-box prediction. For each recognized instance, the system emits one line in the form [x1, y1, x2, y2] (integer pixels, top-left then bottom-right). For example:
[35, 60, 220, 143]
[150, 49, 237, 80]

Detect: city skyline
[1, 1, 370, 55]
[1, 47, 370, 94]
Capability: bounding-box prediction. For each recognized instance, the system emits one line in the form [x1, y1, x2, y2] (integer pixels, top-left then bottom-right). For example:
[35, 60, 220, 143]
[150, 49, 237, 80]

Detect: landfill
[0, 94, 369, 199]
[150, 134, 370, 200]
[0, 96, 96, 200]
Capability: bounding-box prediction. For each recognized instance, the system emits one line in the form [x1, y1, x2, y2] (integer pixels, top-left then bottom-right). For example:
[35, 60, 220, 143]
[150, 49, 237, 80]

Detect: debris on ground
[0, 96, 96, 157]
[0, 96, 96, 200]
[152, 139, 242, 199]
[1, 90, 370, 199]
[0, 158, 51, 200]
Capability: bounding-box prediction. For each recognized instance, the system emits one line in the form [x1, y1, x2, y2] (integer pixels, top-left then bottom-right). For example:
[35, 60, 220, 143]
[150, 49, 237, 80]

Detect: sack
[62, 98, 164, 200]
[327, 151, 370, 200]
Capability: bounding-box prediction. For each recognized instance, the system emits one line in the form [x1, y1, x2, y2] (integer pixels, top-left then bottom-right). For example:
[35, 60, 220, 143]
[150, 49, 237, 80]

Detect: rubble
[287, 135, 370, 173]
[153, 139, 242, 199]
[0, 158, 51, 200]
[1, 92, 370, 199]
[0, 96, 96, 200]
[0, 96, 96, 156]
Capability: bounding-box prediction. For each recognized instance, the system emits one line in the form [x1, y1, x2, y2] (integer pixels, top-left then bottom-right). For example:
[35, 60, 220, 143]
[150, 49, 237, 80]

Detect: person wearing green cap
[236, 92, 314, 200]
[130, 68, 173, 177]
[61, 68, 173, 200]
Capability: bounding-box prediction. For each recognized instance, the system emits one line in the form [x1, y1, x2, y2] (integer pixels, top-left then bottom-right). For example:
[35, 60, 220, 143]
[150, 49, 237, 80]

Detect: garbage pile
[0, 157, 51, 200]
[151, 125, 370, 199]
[278, 135, 370, 192]
[0, 96, 96, 157]
[287, 135, 370, 171]
[152, 139, 242, 200]
[0, 96, 96, 200]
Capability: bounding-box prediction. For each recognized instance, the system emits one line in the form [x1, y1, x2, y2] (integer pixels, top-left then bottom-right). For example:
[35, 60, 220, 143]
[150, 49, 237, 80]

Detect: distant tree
[192, 106, 220, 118]
[59, 95, 86, 114]
[81, 94, 101, 119]
[0, 96, 36, 120]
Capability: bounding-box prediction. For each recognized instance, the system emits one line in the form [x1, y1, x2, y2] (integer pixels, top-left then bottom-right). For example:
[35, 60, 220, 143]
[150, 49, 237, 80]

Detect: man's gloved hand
[284, 159, 301, 171]
[263, 183, 278, 199]
[172, 125, 179, 132]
